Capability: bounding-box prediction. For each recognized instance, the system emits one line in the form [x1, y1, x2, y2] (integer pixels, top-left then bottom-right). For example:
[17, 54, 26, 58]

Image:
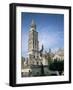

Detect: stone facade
[53, 48, 64, 61]
[21, 20, 64, 77]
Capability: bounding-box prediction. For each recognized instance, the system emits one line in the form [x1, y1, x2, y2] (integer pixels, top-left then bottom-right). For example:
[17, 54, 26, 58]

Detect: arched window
[33, 55, 35, 58]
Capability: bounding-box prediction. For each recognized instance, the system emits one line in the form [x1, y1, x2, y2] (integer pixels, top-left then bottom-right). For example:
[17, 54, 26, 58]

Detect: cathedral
[28, 19, 48, 66]
[21, 19, 64, 77]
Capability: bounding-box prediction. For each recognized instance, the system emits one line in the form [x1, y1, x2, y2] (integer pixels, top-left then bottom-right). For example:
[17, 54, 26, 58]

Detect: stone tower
[28, 19, 39, 60]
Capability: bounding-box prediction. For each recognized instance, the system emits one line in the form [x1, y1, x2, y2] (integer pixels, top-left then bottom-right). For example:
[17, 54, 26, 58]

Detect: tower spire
[30, 19, 36, 30]
[31, 19, 35, 26]
[29, 19, 39, 59]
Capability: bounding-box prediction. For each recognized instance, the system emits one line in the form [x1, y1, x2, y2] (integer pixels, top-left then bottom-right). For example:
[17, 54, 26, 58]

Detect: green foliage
[49, 59, 64, 75]
[47, 55, 52, 65]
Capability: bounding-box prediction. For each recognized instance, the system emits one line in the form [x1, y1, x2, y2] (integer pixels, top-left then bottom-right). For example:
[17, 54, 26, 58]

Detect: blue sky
[21, 12, 64, 57]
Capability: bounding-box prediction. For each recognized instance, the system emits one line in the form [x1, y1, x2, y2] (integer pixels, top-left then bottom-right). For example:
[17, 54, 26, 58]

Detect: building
[21, 20, 49, 77]
[21, 19, 64, 77]
[28, 19, 40, 65]
[53, 48, 64, 61]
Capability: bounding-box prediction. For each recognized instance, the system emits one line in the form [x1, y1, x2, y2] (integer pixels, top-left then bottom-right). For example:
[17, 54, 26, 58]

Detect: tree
[40, 63, 45, 76]
[47, 55, 52, 65]
[49, 59, 64, 75]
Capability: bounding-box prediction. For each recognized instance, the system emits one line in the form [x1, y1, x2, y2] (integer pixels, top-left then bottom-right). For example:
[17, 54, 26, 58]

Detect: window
[33, 56, 35, 58]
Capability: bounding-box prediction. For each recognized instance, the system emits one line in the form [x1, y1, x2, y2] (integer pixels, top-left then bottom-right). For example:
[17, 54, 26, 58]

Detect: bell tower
[28, 19, 39, 59]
